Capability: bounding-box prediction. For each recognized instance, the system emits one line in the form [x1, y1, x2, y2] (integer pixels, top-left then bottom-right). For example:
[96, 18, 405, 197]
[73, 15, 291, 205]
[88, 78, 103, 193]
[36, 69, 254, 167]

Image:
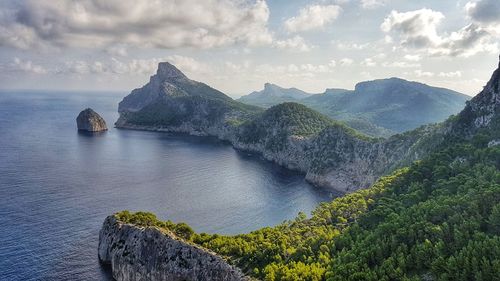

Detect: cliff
[98, 215, 248, 281]
[76, 108, 107, 132]
[115, 58, 500, 193]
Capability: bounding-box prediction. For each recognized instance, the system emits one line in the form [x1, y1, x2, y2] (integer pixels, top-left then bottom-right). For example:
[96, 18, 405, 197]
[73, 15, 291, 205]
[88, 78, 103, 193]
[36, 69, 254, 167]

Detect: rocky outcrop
[118, 62, 232, 113]
[76, 108, 107, 132]
[98, 216, 247, 281]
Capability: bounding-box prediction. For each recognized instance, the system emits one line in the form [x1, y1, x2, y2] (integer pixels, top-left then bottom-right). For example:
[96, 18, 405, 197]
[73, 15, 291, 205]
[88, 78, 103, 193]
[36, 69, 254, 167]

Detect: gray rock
[76, 108, 107, 132]
[98, 216, 248, 281]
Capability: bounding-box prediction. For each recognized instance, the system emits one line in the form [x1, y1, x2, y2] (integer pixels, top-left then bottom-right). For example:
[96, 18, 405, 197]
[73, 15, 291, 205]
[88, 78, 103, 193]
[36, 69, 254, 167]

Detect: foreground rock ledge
[76, 108, 108, 132]
[98, 216, 248, 281]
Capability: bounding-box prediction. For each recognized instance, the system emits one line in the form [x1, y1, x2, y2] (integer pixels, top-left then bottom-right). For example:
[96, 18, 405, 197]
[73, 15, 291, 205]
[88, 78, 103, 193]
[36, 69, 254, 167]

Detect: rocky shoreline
[115, 122, 393, 193]
[98, 215, 248, 281]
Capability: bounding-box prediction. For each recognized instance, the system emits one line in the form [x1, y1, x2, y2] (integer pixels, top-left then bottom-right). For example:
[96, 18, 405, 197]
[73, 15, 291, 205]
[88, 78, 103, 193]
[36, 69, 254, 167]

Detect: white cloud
[61, 55, 209, 76]
[361, 0, 388, 9]
[414, 69, 435, 77]
[381, 9, 445, 48]
[285, 5, 341, 33]
[382, 61, 420, 68]
[404, 54, 422, 61]
[381, 8, 498, 57]
[340, 58, 354, 66]
[438, 71, 462, 78]
[361, 58, 377, 67]
[9, 57, 47, 74]
[105, 45, 128, 57]
[0, 0, 273, 50]
[165, 55, 210, 74]
[274, 36, 312, 52]
[336, 42, 371, 50]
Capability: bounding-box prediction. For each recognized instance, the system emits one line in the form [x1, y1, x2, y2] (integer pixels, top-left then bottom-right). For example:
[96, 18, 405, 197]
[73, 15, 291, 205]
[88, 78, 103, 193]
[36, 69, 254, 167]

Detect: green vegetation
[116, 210, 195, 240]
[115, 139, 499, 280]
[237, 78, 469, 137]
[237, 103, 371, 151]
[258, 103, 335, 137]
[125, 96, 261, 127]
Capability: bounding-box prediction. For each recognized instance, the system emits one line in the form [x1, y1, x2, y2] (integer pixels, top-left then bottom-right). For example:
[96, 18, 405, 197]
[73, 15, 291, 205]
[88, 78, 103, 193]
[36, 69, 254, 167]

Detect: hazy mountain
[303, 77, 469, 133]
[237, 83, 313, 108]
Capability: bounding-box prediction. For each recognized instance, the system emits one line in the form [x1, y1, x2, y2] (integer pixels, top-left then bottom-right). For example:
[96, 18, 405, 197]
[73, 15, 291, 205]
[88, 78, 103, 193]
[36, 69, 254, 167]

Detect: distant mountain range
[238, 79, 469, 137]
[238, 83, 313, 108]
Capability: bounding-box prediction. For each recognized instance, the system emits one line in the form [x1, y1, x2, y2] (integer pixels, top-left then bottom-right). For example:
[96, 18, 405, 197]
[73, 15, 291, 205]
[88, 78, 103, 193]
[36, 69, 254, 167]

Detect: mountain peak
[264, 83, 279, 90]
[156, 62, 187, 80]
[461, 56, 500, 128]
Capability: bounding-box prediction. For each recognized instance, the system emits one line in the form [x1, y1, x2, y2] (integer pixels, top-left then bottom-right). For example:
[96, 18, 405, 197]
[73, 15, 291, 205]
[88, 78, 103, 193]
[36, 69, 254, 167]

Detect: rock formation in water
[98, 215, 248, 281]
[76, 108, 108, 132]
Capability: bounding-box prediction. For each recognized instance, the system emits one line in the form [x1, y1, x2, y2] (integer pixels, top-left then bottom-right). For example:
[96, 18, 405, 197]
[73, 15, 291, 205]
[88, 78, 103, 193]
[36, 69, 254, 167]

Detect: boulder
[76, 108, 107, 132]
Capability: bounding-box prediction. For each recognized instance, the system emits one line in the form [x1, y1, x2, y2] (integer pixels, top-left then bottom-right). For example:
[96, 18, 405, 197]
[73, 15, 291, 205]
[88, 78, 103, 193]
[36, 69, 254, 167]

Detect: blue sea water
[0, 91, 333, 280]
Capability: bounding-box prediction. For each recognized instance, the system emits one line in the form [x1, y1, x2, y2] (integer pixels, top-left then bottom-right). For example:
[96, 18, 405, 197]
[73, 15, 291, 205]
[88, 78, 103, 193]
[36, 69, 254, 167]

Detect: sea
[0, 90, 334, 280]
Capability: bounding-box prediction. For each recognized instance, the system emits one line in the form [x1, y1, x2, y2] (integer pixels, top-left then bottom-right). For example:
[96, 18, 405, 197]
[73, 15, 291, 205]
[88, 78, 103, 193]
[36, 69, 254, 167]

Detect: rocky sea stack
[76, 108, 108, 132]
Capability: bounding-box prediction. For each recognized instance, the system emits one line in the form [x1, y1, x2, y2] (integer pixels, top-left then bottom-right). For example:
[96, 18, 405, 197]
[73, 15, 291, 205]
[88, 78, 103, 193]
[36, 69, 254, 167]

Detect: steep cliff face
[76, 108, 107, 132]
[451, 60, 500, 138]
[98, 216, 247, 281]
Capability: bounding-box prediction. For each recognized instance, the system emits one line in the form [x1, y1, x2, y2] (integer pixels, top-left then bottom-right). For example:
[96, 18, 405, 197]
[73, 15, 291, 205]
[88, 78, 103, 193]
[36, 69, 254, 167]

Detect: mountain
[119, 62, 233, 113]
[115, 60, 495, 194]
[116, 62, 261, 137]
[238, 78, 469, 137]
[237, 83, 312, 108]
[115, 63, 420, 193]
[303, 77, 470, 133]
[104, 57, 500, 281]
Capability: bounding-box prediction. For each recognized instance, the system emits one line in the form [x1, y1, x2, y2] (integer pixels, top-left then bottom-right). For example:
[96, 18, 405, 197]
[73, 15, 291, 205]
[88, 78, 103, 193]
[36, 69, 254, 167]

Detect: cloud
[438, 71, 462, 78]
[285, 5, 341, 33]
[361, 58, 377, 67]
[382, 61, 420, 68]
[404, 54, 422, 61]
[339, 58, 354, 66]
[255, 62, 336, 77]
[0, 0, 272, 50]
[465, 0, 500, 24]
[274, 36, 312, 52]
[361, 0, 388, 9]
[336, 42, 371, 50]
[414, 69, 434, 77]
[8, 57, 47, 74]
[381, 9, 445, 48]
[61, 55, 209, 76]
[105, 45, 128, 57]
[381, 8, 498, 57]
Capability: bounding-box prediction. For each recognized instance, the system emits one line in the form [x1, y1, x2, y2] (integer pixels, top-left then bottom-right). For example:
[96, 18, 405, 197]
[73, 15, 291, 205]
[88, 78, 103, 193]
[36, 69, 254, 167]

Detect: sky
[0, 0, 499, 97]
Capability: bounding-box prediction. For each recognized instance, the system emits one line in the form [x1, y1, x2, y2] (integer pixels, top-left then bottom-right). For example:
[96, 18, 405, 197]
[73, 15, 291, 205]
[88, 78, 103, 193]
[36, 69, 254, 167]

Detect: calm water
[0, 91, 333, 280]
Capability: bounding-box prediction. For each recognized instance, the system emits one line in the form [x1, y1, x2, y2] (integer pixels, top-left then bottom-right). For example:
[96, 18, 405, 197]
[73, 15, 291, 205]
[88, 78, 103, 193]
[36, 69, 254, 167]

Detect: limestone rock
[98, 216, 248, 281]
[76, 108, 107, 132]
